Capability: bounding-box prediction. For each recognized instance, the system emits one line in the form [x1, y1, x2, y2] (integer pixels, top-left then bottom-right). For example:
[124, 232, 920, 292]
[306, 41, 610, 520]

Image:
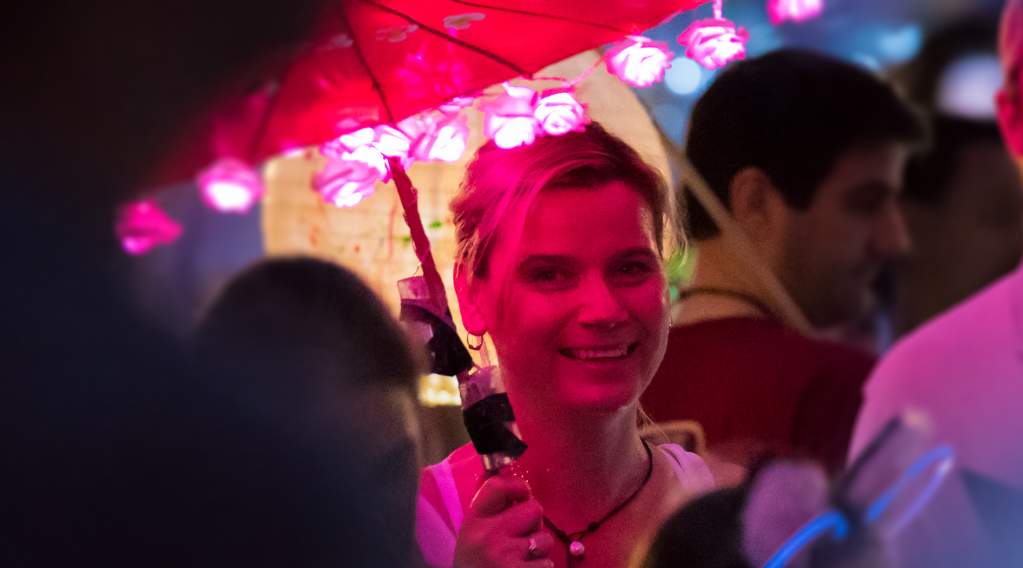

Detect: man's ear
[728, 167, 787, 243]
[453, 262, 487, 336]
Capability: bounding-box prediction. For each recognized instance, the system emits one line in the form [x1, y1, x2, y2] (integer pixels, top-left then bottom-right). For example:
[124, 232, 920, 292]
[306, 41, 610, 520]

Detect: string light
[677, 0, 749, 71]
[116, 200, 183, 255]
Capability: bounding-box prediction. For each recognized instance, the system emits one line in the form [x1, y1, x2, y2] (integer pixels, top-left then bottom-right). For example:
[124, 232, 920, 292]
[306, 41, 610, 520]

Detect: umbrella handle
[388, 157, 450, 318]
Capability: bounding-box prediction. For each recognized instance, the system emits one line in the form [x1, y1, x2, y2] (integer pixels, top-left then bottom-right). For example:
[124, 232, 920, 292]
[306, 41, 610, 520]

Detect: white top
[850, 262, 1023, 566]
[415, 443, 715, 568]
[851, 262, 1023, 488]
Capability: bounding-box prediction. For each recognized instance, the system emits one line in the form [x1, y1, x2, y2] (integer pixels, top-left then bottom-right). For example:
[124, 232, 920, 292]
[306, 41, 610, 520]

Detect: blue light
[876, 23, 923, 64]
[664, 57, 703, 95]
[864, 444, 956, 536]
[850, 52, 882, 72]
[763, 511, 850, 568]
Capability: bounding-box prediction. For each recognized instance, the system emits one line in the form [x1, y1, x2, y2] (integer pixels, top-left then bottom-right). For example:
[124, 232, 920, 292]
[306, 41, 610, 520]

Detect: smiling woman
[415, 123, 715, 568]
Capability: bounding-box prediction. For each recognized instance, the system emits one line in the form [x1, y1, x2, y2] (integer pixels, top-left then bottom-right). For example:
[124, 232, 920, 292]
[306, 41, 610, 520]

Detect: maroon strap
[388, 157, 450, 319]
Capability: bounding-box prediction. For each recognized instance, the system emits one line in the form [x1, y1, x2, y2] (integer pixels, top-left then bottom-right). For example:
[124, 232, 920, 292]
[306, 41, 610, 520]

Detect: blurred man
[891, 19, 1023, 337]
[642, 49, 926, 474]
[850, 3, 1023, 565]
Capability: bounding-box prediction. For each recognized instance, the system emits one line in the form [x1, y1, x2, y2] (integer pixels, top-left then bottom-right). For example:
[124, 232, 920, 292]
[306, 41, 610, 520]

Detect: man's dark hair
[195, 256, 422, 392]
[642, 486, 751, 568]
[683, 48, 927, 239]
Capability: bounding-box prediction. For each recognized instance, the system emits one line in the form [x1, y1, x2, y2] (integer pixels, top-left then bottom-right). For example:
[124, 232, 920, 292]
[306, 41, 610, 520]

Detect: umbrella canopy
[152, 0, 705, 185]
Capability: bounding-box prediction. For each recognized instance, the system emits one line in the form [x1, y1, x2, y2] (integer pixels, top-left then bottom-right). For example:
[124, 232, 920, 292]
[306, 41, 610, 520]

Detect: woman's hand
[453, 474, 555, 568]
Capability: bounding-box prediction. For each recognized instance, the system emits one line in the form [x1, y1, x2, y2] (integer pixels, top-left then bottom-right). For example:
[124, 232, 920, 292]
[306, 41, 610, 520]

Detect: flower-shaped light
[313, 158, 381, 208]
[197, 157, 264, 213]
[369, 125, 413, 160]
[321, 125, 411, 182]
[116, 200, 183, 255]
[605, 36, 674, 88]
[678, 17, 749, 70]
[534, 89, 589, 136]
[482, 84, 540, 149]
[404, 112, 471, 162]
[767, 0, 823, 25]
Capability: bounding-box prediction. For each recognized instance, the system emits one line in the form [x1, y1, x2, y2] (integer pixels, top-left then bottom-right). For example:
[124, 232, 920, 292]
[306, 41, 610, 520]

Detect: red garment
[641, 317, 873, 473]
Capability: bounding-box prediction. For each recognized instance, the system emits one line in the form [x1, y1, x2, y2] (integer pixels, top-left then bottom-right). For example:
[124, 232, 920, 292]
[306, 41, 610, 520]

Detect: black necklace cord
[675, 286, 777, 321]
[542, 439, 654, 565]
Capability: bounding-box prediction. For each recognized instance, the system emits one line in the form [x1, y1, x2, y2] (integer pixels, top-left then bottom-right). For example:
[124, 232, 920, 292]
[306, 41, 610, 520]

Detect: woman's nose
[576, 275, 629, 329]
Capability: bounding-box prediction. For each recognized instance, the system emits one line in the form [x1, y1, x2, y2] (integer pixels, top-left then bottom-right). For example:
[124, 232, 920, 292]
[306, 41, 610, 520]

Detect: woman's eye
[618, 262, 649, 274]
[610, 261, 656, 283]
[531, 268, 565, 283]
[524, 266, 577, 289]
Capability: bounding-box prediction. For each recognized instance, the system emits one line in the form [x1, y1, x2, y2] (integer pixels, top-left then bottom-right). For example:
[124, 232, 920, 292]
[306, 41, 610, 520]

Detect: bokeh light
[664, 57, 704, 95]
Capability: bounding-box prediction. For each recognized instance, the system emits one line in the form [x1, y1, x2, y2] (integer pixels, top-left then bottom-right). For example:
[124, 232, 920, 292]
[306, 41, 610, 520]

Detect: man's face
[773, 142, 912, 328]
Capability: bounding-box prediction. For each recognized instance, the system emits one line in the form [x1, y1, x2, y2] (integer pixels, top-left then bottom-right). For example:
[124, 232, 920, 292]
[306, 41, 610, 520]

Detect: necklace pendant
[569, 540, 585, 558]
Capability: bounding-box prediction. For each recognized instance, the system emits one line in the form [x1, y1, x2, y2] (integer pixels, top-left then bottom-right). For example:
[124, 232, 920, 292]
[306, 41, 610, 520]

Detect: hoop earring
[466, 332, 485, 351]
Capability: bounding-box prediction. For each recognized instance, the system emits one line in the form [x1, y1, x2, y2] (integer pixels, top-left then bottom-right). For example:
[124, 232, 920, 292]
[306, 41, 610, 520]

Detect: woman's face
[465, 180, 669, 413]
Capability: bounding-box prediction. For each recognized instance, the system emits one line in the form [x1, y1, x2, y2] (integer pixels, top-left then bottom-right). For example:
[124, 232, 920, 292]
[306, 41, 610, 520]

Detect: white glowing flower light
[197, 157, 264, 213]
[767, 0, 823, 25]
[483, 83, 540, 149]
[534, 90, 588, 136]
[313, 158, 381, 208]
[371, 125, 413, 159]
[416, 113, 470, 162]
[116, 200, 183, 255]
[321, 128, 367, 163]
[677, 17, 749, 70]
[321, 125, 411, 182]
[605, 36, 674, 88]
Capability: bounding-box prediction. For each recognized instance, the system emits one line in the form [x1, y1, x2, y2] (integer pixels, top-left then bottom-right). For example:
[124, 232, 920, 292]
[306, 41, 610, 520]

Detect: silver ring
[527, 536, 540, 559]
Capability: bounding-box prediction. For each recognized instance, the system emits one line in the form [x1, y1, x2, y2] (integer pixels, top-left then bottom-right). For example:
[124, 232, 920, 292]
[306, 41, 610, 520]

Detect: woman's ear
[454, 262, 487, 336]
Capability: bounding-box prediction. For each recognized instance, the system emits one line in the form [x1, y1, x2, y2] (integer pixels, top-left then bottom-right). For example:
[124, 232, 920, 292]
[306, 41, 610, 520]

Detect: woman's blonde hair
[451, 122, 675, 280]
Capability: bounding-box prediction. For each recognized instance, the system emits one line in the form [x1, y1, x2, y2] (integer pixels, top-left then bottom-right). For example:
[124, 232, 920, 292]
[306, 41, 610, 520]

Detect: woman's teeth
[563, 346, 629, 360]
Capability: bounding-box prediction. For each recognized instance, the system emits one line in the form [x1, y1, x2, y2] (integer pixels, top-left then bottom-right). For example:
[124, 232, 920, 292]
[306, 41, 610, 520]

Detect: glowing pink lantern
[321, 125, 411, 182]
[605, 36, 674, 88]
[116, 200, 183, 255]
[313, 158, 381, 208]
[534, 89, 589, 136]
[405, 112, 470, 162]
[766, 0, 823, 25]
[482, 83, 541, 149]
[372, 125, 413, 159]
[325, 127, 374, 156]
[197, 157, 264, 213]
[678, 0, 749, 70]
